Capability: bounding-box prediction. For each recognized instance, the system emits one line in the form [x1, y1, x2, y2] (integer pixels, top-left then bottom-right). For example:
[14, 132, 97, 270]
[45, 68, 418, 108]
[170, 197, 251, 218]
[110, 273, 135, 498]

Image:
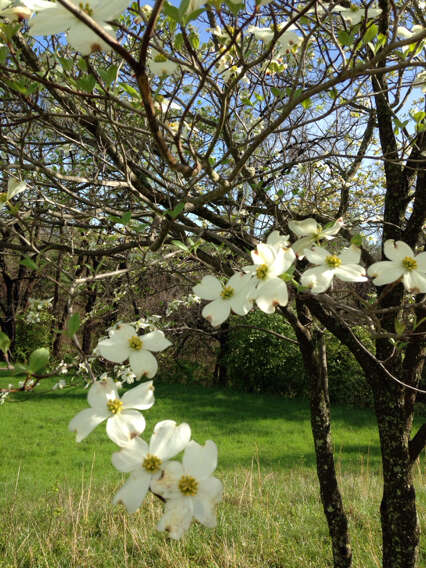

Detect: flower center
[256, 264, 269, 280]
[220, 285, 234, 299]
[107, 399, 123, 415]
[178, 475, 198, 496]
[326, 255, 342, 269]
[402, 256, 417, 271]
[78, 2, 94, 16]
[142, 454, 162, 473]
[154, 54, 167, 63]
[128, 336, 143, 350]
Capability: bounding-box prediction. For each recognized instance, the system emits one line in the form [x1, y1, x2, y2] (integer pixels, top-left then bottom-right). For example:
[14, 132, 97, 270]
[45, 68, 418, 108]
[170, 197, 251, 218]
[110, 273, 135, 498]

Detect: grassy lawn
[0, 379, 424, 567]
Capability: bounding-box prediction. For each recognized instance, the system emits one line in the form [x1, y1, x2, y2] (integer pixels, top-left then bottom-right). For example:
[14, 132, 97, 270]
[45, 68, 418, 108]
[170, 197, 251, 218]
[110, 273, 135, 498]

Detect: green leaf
[119, 211, 132, 225]
[28, 348, 50, 374]
[58, 56, 73, 72]
[163, 0, 180, 20]
[0, 46, 9, 65]
[171, 240, 189, 252]
[178, 0, 190, 20]
[121, 83, 140, 99]
[77, 74, 96, 93]
[99, 65, 118, 86]
[301, 98, 312, 110]
[189, 32, 200, 49]
[362, 24, 378, 44]
[67, 313, 81, 337]
[0, 331, 10, 354]
[77, 58, 88, 72]
[337, 30, 354, 46]
[20, 256, 38, 270]
[226, 0, 243, 16]
[167, 202, 185, 219]
[174, 33, 184, 50]
[350, 234, 363, 247]
[271, 87, 285, 98]
[394, 319, 406, 338]
[185, 7, 205, 23]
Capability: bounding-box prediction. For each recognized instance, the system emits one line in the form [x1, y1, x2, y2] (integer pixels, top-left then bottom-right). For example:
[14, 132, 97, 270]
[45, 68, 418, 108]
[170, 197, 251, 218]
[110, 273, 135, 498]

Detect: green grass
[0, 380, 424, 567]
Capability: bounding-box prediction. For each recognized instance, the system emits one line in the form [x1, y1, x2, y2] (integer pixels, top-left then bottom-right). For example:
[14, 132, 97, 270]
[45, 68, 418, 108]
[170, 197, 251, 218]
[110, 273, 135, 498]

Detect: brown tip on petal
[272, 300, 279, 307]
[206, 315, 213, 322]
[91, 43, 102, 53]
[130, 431, 139, 439]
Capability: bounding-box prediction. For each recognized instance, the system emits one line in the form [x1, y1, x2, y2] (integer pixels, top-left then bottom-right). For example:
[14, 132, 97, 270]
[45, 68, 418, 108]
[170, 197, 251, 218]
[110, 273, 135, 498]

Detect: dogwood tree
[0, 1, 425, 567]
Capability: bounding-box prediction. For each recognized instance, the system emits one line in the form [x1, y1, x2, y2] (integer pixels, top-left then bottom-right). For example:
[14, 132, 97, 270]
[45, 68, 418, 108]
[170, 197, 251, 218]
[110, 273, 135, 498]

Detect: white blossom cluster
[69, 324, 222, 539]
[193, 218, 426, 327]
[23, 297, 53, 324]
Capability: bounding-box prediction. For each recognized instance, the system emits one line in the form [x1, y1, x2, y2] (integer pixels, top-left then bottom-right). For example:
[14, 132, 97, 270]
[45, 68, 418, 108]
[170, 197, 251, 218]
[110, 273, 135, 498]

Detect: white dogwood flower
[151, 440, 223, 540]
[367, 240, 426, 293]
[332, 5, 382, 25]
[266, 230, 294, 254]
[288, 217, 344, 257]
[149, 50, 179, 76]
[97, 323, 171, 378]
[247, 23, 303, 54]
[29, 0, 130, 55]
[69, 376, 154, 445]
[193, 273, 253, 327]
[301, 245, 367, 294]
[112, 420, 191, 513]
[244, 243, 294, 313]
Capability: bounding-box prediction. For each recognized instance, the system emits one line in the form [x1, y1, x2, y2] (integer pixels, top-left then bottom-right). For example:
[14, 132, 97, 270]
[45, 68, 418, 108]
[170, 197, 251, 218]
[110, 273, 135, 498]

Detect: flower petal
[112, 437, 149, 472]
[384, 240, 414, 262]
[202, 298, 231, 327]
[288, 218, 318, 237]
[150, 421, 191, 461]
[183, 440, 218, 480]
[97, 336, 130, 364]
[403, 270, 426, 294]
[94, 0, 131, 21]
[339, 245, 361, 265]
[150, 461, 183, 500]
[192, 476, 223, 527]
[415, 252, 426, 272]
[230, 292, 253, 316]
[301, 266, 334, 294]
[322, 218, 344, 237]
[193, 275, 222, 300]
[106, 410, 146, 446]
[112, 470, 151, 513]
[367, 262, 404, 286]
[88, 377, 118, 411]
[335, 264, 367, 282]
[291, 236, 314, 257]
[255, 278, 288, 313]
[121, 380, 155, 410]
[304, 246, 330, 265]
[251, 243, 275, 266]
[141, 330, 172, 352]
[29, 4, 71, 36]
[128, 350, 158, 379]
[157, 498, 193, 539]
[67, 23, 114, 55]
[68, 408, 108, 442]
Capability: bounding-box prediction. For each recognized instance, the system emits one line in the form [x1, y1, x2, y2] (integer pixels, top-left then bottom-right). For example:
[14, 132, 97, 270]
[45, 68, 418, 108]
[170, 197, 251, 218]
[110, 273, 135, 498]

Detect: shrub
[222, 311, 373, 406]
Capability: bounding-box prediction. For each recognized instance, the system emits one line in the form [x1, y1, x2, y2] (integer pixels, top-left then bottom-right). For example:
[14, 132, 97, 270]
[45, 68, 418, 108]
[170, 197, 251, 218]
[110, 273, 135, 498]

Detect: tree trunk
[214, 321, 229, 386]
[372, 378, 420, 568]
[288, 305, 352, 567]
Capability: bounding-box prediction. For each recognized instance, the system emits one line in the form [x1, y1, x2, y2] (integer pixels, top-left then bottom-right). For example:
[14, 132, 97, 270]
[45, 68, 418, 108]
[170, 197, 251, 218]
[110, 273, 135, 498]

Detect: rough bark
[286, 305, 352, 568]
